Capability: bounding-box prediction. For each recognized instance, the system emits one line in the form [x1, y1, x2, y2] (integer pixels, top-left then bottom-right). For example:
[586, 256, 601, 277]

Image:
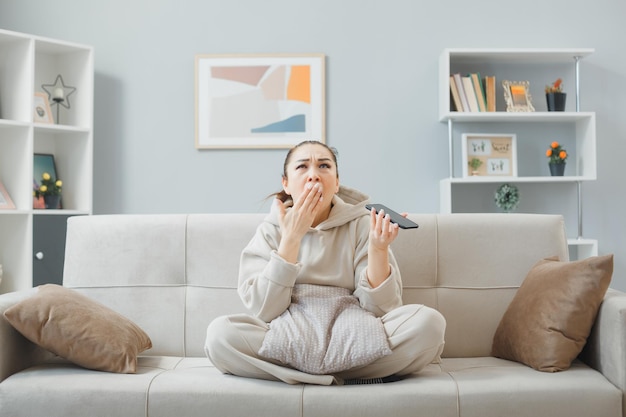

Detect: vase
[549, 163, 566, 176]
[43, 194, 61, 209]
[546, 92, 566, 111]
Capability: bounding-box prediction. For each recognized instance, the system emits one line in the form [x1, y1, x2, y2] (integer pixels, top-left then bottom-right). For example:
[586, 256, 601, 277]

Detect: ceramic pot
[549, 163, 566, 176]
[546, 92, 566, 111]
[43, 194, 61, 209]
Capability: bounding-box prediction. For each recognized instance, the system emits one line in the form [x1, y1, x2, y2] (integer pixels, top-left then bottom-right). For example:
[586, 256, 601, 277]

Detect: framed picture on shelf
[33, 92, 54, 124]
[195, 53, 325, 149]
[33, 153, 61, 209]
[502, 80, 535, 112]
[0, 180, 15, 209]
[462, 133, 518, 178]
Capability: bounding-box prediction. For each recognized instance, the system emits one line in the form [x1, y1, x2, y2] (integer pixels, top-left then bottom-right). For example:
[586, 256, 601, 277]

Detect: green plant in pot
[546, 141, 567, 176]
[34, 172, 62, 209]
[545, 78, 566, 111]
[469, 157, 483, 175]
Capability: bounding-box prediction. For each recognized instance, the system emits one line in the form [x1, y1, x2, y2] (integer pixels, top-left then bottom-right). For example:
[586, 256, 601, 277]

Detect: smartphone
[365, 204, 419, 229]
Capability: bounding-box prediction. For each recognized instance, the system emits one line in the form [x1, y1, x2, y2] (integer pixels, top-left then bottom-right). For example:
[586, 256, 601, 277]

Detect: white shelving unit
[0, 29, 93, 292]
[439, 48, 597, 259]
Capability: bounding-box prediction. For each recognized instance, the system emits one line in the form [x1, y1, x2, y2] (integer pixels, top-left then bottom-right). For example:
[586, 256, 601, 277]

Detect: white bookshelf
[0, 29, 93, 292]
[439, 48, 597, 259]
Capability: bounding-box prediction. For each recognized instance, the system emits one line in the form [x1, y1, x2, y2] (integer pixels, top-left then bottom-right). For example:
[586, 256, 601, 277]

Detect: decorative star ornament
[42, 74, 76, 109]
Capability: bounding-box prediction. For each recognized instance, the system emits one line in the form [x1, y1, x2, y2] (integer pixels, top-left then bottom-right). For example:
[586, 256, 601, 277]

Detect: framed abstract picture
[462, 133, 517, 177]
[33, 92, 54, 124]
[195, 54, 325, 149]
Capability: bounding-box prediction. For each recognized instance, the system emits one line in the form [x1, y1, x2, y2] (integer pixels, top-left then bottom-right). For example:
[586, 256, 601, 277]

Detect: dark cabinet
[33, 215, 72, 286]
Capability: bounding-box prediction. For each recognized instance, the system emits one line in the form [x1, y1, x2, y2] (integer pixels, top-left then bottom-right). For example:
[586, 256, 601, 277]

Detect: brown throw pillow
[3, 284, 152, 373]
[492, 254, 613, 372]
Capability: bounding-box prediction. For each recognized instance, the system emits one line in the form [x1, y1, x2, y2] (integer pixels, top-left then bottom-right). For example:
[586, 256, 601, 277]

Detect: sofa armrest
[581, 288, 626, 415]
[0, 288, 55, 382]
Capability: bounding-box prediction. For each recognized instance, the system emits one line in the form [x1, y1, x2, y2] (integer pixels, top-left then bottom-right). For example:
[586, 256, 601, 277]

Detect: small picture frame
[33, 92, 54, 124]
[462, 133, 517, 177]
[502, 80, 535, 112]
[0, 180, 16, 209]
[33, 153, 61, 209]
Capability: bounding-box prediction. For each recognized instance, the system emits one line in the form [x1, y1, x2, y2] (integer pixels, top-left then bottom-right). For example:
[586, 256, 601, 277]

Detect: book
[470, 73, 487, 112]
[485, 75, 496, 112]
[449, 75, 464, 112]
[453, 73, 470, 113]
[461, 76, 479, 112]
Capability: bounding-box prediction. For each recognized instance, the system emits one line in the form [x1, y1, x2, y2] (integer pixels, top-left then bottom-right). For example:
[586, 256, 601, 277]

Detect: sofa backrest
[63, 213, 568, 359]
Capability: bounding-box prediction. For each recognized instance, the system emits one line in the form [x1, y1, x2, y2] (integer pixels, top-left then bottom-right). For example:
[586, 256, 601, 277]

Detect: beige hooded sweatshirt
[238, 185, 403, 324]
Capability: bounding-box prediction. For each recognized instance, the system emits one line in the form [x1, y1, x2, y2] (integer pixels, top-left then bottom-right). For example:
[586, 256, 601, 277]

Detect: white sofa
[0, 213, 624, 417]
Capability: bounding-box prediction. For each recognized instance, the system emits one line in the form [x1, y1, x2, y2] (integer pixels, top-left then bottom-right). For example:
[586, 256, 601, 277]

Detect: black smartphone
[365, 204, 419, 229]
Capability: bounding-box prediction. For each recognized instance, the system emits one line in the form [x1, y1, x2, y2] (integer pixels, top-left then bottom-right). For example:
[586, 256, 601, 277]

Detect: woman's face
[282, 143, 339, 209]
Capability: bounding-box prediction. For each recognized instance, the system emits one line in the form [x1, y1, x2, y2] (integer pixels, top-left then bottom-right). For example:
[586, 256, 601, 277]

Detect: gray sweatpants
[205, 304, 446, 385]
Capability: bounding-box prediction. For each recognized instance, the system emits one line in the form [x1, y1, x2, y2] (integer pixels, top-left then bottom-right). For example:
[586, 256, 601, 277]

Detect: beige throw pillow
[492, 254, 613, 372]
[4, 284, 152, 373]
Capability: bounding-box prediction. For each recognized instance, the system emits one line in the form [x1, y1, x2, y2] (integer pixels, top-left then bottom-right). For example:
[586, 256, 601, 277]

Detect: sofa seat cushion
[0, 356, 304, 417]
[0, 356, 620, 417]
[0, 359, 160, 417]
[441, 357, 621, 417]
[147, 358, 306, 417]
[305, 365, 459, 417]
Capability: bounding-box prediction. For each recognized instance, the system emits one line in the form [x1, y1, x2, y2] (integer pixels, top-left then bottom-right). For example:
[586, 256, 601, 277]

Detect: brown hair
[271, 140, 339, 203]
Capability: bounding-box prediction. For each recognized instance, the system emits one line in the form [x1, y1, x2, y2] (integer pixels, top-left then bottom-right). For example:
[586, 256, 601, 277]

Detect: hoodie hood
[265, 185, 370, 230]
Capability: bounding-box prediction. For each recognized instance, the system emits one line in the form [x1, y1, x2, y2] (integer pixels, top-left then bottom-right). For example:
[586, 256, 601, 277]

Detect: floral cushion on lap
[3, 284, 152, 373]
[259, 284, 391, 375]
[492, 254, 613, 372]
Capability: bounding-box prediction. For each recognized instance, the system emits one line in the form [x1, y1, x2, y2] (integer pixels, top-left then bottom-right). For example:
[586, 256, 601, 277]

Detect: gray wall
[2, 0, 625, 290]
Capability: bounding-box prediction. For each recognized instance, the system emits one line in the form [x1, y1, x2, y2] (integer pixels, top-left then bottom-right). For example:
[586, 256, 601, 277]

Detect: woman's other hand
[366, 207, 406, 287]
[368, 207, 401, 251]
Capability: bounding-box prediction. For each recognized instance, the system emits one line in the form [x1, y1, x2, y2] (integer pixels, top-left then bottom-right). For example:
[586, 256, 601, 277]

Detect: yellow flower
[34, 172, 62, 199]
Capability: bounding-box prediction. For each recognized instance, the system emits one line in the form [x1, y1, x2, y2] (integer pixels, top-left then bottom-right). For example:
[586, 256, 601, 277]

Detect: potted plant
[469, 157, 483, 175]
[546, 141, 567, 176]
[545, 78, 566, 111]
[33, 172, 62, 209]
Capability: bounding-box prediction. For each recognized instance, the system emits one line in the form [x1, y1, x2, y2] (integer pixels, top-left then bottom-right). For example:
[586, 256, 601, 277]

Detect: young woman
[205, 141, 445, 385]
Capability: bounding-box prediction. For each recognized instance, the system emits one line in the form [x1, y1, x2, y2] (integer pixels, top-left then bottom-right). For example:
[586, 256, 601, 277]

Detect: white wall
[1, 0, 625, 289]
